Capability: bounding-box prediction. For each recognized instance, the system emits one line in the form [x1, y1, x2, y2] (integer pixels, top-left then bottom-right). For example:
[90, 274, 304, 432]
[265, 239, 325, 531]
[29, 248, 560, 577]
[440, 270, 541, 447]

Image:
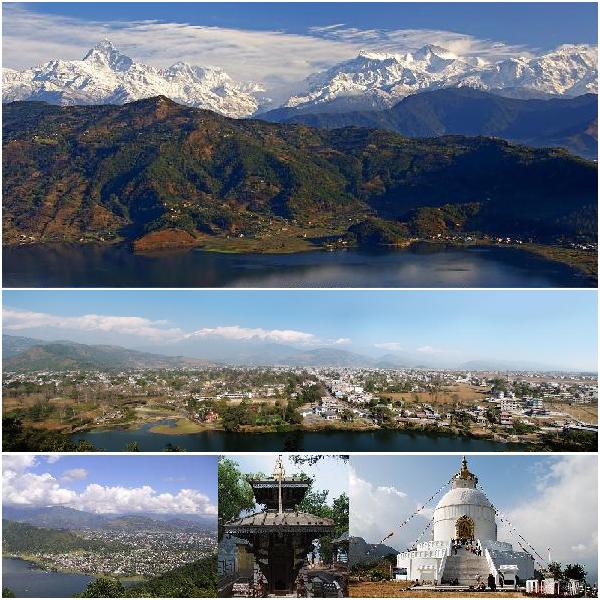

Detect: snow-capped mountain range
[285, 43, 598, 111]
[2, 40, 598, 117]
[2, 40, 264, 118]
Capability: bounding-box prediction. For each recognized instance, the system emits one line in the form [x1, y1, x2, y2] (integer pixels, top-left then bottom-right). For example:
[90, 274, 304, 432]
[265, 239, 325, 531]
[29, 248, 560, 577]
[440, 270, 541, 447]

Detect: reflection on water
[73, 421, 523, 452]
[3, 243, 591, 288]
[2, 557, 94, 598]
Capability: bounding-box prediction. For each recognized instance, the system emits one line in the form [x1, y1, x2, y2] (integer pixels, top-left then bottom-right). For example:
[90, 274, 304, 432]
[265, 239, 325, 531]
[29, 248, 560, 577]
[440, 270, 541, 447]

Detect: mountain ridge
[263, 88, 598, 160]
[3, 97, 596, 249]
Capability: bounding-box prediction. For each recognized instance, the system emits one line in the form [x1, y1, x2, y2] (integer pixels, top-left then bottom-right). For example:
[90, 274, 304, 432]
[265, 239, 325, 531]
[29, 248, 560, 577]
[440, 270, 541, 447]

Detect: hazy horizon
[3, 290, 597, 371]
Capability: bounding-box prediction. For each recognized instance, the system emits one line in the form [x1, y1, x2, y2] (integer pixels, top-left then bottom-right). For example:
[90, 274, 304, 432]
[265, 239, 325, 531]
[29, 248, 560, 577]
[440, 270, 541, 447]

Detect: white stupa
[396, 457, 535, 587]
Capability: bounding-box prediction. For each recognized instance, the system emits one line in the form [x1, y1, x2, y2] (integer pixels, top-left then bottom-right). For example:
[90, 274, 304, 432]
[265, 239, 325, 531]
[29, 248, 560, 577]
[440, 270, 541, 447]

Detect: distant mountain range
[284, 44, 597, 112]
[3, 97, 596, 249]
[2, 40, 263, 118]
[2, 505, 217, 530]
[263, 88, 598, 160]
[3, 41, 597, 117]
[2, 334, 215, 371]
[349, 536, 399, 567]
[2, 334, 573, 372]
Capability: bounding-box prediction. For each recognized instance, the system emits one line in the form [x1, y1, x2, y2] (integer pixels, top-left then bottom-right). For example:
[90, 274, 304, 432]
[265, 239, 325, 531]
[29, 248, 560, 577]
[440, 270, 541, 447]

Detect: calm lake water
[2, 557, 94, 598]
[3, 243, 591, 287]
[73, 420, 522, 452]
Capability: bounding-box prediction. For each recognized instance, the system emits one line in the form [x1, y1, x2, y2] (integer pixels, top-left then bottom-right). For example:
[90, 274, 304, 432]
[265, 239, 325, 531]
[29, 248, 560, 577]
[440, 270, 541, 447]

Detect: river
[3, 243, 590, 288]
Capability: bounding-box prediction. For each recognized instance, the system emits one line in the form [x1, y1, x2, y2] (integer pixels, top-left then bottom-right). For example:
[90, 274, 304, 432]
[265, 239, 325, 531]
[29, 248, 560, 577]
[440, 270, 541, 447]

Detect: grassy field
[548, 402, 598, 424]
[381, 384, 490, 406]
[148, 418, 209, 434]
[349, 582, 525, 598]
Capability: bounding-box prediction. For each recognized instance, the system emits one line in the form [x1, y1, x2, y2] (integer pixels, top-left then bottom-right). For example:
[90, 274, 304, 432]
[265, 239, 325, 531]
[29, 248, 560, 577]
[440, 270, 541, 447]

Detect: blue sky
[3, 290, 597, 370]
[15, 3, 598, 48]
[351, 455, 598, 580]
[4, 2, 596, 102]
[3, 454, 218, 516]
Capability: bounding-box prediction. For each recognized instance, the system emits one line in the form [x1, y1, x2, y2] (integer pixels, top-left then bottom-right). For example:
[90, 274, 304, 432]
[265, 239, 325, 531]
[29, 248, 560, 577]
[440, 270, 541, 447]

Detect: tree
[547, 562, 563, 580]
[2, 588, 16, 598]
[77, 577, 126, 598]
[563, 564, 587, 582]
[218, 459, 255, 539]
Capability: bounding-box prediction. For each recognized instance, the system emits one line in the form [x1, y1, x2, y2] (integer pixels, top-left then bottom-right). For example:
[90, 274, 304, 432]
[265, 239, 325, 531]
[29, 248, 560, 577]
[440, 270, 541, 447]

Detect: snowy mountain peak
[3, 40, 261, 118]
[83, 39, 133, 72]
[412, 44, 458, 61]
[285, 43, 598, 110]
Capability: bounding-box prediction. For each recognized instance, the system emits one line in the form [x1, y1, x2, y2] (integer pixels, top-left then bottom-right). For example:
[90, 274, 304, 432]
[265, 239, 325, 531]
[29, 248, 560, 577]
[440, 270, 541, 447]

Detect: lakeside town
[5, 524, 216, 579]
[3, 365, 597, 451]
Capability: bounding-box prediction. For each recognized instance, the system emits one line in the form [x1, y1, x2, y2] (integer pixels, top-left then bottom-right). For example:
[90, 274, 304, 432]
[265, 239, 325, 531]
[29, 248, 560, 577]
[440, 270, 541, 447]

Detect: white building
[397, 457, 535, 586]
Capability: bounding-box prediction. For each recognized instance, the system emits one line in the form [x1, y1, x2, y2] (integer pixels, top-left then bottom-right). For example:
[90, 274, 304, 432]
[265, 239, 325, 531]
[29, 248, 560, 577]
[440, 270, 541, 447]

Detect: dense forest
[3, 97, 597, 247]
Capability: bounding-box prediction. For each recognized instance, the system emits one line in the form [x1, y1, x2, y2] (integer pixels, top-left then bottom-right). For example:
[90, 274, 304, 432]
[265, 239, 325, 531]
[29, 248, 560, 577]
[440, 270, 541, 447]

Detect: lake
[3, 243, 591, 287]
[72, 420, 523, 452]
[1, 557, 94, 598]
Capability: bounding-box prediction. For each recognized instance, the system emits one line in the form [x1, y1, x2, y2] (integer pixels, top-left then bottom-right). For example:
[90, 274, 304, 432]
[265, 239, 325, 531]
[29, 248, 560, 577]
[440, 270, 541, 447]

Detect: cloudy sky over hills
[3, 2, 597, 102]
[2, 454, 218, 515]
[350, 455, 599, 582]
[3, 290, 598, 371]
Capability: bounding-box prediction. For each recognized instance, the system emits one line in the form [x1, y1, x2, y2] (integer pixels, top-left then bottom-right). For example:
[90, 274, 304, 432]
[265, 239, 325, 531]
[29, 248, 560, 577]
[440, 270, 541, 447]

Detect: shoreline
[4, 238, 596, 282]
[2, 554, 147, 583]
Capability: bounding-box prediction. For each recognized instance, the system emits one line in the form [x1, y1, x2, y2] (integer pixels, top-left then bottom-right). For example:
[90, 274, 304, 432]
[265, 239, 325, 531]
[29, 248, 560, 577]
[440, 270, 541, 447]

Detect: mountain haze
[2, 334, 215, 371]
[264, 88, 598, 160]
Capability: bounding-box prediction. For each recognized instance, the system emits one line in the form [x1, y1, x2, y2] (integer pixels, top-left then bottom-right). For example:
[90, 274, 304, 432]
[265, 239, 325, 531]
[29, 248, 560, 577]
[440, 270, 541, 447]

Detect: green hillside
[3, 96, 596, 247]
[75, 554, 218, 597]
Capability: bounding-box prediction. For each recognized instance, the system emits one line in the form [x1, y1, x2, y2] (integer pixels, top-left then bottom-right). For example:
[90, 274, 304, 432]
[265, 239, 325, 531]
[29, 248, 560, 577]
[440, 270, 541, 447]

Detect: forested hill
[3, 97, 597, 246]
[262, 89, 598, 160]
[2, 519, 109, 554]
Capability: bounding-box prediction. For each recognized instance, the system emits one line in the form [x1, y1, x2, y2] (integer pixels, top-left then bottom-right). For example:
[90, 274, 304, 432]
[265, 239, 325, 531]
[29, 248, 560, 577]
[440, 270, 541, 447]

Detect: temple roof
[224, 510, 334, 534]
[248, 478, 310, 510]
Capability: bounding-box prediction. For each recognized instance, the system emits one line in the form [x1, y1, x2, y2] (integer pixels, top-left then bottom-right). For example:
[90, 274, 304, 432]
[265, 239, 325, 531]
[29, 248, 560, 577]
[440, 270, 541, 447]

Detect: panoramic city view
[3, 290, 597, 452]
[2, 2, 597, 287]
[1, 454, 218, 598]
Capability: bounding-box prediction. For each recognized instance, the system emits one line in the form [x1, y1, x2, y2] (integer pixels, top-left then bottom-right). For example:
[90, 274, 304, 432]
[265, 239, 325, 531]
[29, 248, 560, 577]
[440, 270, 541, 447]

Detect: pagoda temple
[223, 457, 335, 595]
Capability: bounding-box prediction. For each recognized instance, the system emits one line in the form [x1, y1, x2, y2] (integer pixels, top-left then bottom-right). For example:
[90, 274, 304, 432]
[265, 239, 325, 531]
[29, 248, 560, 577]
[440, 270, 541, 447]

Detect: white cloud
[2, 455, 217, 516]
[309, 23, 534, 60]
[61, 468, 88, 482]
[2, 4, 541, 104]
[334, 338, 351, 345]
[374, 342, 404, 352]
[3, 307, 325, 347]
[186, 325, 316, 344]
[3, 307, 184, 342]
[417, 345, 441, 353]
[349, 466, 429, 550]
[506, 456, 598, 578]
